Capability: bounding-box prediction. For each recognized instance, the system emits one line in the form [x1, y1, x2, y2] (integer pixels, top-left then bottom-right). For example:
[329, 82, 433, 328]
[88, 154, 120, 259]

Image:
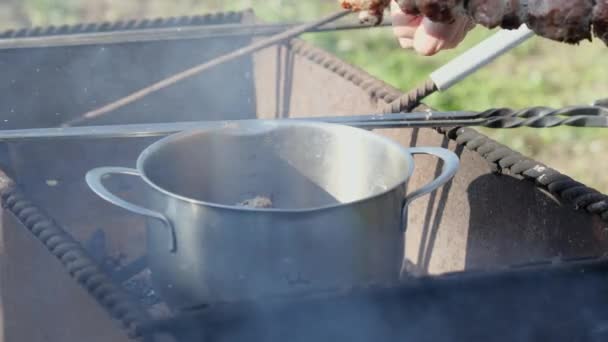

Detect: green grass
[3, 0, 607, 191]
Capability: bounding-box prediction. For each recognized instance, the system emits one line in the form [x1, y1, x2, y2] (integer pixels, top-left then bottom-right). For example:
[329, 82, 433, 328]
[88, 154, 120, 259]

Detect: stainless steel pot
[85, 121, 459, 308]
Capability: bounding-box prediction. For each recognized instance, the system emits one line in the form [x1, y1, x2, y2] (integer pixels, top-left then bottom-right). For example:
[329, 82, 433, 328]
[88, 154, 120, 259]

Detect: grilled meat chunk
[593, 0, 608, 44]
[339, 0, 392, 24]
[526, 0, 594, 44]
[340, 0, 608, 45]
[394, 0, 420, 15]
[466, 0, 511, 28]
[416, 0, 463, 22]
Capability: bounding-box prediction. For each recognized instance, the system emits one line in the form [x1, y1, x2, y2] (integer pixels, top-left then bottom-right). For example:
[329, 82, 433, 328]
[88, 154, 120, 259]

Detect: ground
[2, 0, 607, 192]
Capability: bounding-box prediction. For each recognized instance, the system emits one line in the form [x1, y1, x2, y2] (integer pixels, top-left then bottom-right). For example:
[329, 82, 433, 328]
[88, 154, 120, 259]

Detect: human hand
[390, 2, 474, 56]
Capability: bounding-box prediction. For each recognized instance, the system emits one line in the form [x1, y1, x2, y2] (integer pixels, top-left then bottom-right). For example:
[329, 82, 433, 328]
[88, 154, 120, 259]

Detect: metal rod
[0, 19, 392, 51]
[1, 106, 605, 142]
[0, 110, 487, 141]
[61, 10, 352, 128]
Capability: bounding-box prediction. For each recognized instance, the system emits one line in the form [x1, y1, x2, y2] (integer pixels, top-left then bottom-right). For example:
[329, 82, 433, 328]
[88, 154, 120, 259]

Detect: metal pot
[85, 120, 459, 308]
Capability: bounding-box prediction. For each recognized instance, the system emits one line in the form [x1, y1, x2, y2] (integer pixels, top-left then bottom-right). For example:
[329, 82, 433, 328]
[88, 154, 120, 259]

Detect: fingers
[391, 2, 422, 43]
[413, 17, 456, 55]
[444, 16, 475, 49]
[436, 15, 472, 50]
[391, 2, 423, 50]
[398, 38, 415, 49]
[391, 2, 475, 56]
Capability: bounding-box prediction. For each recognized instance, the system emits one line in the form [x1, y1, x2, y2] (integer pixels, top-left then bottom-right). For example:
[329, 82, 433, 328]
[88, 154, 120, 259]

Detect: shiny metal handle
[85, 167, 177, 253]
[430, 25, 533, 91]
[401, 147, 460, 229]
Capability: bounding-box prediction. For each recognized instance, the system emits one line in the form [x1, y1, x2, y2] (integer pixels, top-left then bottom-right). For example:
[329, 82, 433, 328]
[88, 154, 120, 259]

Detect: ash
[123, 269, 162, 307]
[237, 195, 273, 208]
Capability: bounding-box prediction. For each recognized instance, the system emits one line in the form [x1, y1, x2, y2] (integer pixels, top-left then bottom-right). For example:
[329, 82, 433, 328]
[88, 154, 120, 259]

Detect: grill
[1, 9, 608, 342]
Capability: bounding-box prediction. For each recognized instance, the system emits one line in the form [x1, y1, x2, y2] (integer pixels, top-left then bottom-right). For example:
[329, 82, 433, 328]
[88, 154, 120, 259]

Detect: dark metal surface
[287, 38, 403, 105]
[62, 10, 352, 127]
[0, 10, 258, 129]
[140, 256, 608, 342]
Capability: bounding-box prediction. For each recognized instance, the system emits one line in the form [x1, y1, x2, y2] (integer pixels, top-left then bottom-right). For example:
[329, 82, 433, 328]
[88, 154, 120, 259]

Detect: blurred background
[0, 0, 606, 191]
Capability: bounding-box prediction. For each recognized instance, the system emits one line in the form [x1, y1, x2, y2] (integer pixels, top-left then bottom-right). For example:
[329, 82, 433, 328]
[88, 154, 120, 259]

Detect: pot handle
[401, 147, 460, 229]
[85, 167, 177, 253]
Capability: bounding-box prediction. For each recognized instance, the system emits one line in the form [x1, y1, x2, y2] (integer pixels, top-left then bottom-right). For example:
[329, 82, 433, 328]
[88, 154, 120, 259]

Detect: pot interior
[141, 122, 412, 210]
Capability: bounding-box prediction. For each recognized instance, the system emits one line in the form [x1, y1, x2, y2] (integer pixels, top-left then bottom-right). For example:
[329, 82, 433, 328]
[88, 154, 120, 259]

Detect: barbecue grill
[1, 9, 607, 342]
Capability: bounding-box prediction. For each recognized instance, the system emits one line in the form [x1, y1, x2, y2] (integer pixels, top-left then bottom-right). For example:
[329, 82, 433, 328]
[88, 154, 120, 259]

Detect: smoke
[148, 259, 608, 342]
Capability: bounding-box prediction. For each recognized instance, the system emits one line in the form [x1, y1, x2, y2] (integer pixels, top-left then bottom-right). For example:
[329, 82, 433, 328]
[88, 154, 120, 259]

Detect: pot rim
[135, 120, 416, 213]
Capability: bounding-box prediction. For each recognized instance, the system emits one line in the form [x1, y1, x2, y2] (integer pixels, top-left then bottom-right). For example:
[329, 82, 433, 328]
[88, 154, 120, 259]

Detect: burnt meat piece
[526, 0, 594, 44]
[339, 0, 383, 11]
[339, 0, 392, 24]
[416, 0, 462, 23]
[467, 0, 510, 28]
[394, 0, 421, 15]
[593, 0, 608, 44]
[237, 196, 273, 209]
[499, 0, 525, 29]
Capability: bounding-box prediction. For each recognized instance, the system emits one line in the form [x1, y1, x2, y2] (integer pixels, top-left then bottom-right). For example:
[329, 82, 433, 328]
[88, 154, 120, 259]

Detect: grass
[2, 0, 607, 191]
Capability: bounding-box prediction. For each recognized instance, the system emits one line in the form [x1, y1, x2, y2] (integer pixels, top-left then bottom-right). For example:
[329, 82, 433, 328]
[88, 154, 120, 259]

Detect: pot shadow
[402, 134, 464, 273]
[418, 144, 464, 271]
[406, 139, 604, 274]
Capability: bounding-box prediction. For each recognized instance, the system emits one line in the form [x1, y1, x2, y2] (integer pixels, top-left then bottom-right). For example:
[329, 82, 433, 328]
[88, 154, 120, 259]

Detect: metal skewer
[1, 105, 606, 142]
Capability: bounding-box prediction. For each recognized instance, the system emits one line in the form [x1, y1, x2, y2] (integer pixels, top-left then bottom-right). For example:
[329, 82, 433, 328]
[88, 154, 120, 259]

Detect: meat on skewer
[339, 0, 608, 45]
[340, 0, 392, 25]
[594, 1, 608, 43]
